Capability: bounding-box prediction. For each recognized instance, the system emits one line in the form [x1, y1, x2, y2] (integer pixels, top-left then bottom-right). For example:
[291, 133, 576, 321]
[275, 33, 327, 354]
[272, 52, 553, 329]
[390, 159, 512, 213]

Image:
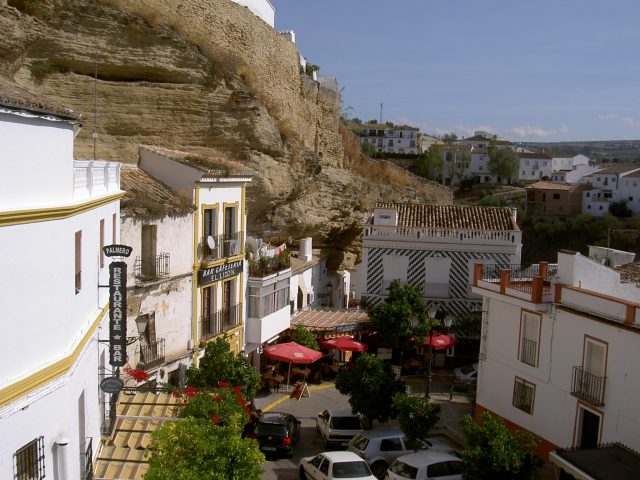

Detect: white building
[356, 203, 522, 318]
[138, 146, 253, 358]
[119, 165, 195, 388]
[230, 0, 275, 27]
[551, 163, 599, 184]
[581, 165, 640, 216]
[518, 152, 553, 181]
[471, 251, 640, 464]
[357, 124, 420, 154]
[551, 153, 590, 173]
[0, 80, 122, 479]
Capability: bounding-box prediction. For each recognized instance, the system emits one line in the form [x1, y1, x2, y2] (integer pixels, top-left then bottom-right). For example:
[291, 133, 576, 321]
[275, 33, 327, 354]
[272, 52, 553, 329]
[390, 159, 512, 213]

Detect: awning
[94, 391, 181, 480]
[291, 308, 370, 335]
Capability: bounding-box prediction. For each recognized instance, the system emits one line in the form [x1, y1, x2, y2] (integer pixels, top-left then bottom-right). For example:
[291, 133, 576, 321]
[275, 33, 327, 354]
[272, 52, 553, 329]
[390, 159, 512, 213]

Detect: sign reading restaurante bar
[104, 244, 133, 257]
[199, 260, 243, 286]
[109, 261, 127, 367]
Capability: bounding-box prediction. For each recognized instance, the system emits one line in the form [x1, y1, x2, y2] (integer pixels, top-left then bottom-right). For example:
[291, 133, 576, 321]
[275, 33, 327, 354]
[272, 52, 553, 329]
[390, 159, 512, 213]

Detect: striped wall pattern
[363, 247, 511, 317]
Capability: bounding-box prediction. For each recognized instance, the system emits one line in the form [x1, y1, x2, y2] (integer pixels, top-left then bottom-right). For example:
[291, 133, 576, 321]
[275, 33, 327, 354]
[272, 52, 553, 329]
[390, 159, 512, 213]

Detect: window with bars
[519, 312, 540, 367]
[513, 378, 535, 414]
[13, 437, 45, 480]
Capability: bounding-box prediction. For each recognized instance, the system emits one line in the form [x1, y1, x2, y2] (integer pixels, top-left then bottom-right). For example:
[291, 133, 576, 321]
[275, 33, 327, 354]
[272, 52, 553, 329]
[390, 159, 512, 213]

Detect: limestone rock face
[2, 0, 452, 267]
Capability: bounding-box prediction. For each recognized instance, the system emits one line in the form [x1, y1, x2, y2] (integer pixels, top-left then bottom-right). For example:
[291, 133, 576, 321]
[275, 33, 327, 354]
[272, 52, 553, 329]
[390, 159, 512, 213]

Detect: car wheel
[299, 466, 307, 480]
[370, 460, 388, 480]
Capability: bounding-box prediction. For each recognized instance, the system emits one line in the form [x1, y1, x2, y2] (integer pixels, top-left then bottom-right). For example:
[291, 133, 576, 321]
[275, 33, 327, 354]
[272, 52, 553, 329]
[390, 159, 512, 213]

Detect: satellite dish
[207, 236, 216, 250]
[245, 236, 258, 254]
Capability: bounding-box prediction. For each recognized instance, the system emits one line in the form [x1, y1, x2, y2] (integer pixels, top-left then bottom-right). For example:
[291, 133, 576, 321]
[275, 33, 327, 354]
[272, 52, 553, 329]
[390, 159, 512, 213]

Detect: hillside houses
[357, 123, 420, 154]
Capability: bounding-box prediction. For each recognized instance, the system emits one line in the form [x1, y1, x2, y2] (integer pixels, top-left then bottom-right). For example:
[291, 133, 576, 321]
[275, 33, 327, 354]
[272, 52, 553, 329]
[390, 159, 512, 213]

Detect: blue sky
[271, 0, 640, 142]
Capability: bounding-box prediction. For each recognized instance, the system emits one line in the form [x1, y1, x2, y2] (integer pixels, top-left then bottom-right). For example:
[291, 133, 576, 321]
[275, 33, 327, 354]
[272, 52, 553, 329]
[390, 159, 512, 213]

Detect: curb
[262, 383, 335, 412]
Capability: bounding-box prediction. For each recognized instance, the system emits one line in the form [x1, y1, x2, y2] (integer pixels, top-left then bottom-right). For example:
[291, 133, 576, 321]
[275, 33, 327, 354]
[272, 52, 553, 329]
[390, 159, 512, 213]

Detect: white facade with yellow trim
[0, 95, 122, 479]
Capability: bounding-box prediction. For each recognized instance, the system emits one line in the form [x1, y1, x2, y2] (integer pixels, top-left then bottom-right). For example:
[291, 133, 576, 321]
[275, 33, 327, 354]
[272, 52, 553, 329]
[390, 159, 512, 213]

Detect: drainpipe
[55, 437, 71, 480]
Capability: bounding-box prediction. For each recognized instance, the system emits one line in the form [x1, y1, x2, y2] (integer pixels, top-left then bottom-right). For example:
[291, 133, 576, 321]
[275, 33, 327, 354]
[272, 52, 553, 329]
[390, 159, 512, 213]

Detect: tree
[416, 145, 443, 182]
[335, 352, 404, 426]
[366, 280, 431, 352]
[487, 141, 519, 183]
[290, 325, 319, 350]
[609, 200, 632, 218]
[146, 385, 263, 480]
[361, 141, 376, 157]
[392, 393, 440, 447]
[461, 412, 541, 480]
[442, 133, 458, 145]
[186, 337, 262, 400]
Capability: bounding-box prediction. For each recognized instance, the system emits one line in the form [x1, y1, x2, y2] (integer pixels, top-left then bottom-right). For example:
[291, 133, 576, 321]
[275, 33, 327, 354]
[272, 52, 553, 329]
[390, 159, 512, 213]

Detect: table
[262, 373, 284, 392]
[291, 367, 310, 379]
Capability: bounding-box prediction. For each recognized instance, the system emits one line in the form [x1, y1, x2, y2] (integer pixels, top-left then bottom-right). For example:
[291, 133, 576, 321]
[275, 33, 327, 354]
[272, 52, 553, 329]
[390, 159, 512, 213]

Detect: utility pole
[379, 103, 383, 124]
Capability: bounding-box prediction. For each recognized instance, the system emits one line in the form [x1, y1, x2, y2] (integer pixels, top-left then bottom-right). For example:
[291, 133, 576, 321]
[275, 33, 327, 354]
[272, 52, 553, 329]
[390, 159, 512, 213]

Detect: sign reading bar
[109, 261, 127, 367]
[199, 260, 243, 286]
[104, 244, 133, 258]
[100, 376, 124, 394]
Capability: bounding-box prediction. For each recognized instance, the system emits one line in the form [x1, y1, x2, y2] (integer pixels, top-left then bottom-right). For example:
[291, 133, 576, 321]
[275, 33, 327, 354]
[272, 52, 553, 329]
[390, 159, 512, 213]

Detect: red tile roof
[374, 203, 519, 231]
[120, 166, 194, 217]
[0, 77, 81, 121]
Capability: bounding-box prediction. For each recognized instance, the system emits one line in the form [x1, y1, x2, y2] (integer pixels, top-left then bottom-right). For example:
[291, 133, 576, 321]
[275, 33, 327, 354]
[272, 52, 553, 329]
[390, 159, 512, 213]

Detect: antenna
[93, 46, 98, 161]
[379, 102, 383, 123]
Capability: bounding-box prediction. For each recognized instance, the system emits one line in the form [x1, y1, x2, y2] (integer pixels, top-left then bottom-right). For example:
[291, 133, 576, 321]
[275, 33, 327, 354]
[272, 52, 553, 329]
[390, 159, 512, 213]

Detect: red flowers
[184, 386, 198, 398]
[123, 367, 149, 383]
[216, 381, 229, 388]
[211, 415, 220, 425]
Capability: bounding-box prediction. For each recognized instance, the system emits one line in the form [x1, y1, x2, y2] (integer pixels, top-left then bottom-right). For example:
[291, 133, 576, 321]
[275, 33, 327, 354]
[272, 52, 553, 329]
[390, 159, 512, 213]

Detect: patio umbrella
[263, 342, 323, 391]
[424, 333, 457, 350]
[321, 336, 368, 352]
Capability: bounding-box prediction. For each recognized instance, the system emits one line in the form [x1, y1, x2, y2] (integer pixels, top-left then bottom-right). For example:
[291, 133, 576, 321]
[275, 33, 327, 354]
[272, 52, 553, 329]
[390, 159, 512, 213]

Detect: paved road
[258, 385, 350, 480]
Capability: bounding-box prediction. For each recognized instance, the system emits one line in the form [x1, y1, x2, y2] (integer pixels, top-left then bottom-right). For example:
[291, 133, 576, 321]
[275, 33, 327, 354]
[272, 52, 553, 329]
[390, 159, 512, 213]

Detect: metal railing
[201, 232, 243, 263]
[201, 303, 243, 340]
[136, 338, 165, 371]
[134, 253, 170, 282]
[82, 438, 94, 480]
[571, 366, 606, 406]
[520, 338, 537, 366]
[222, 231, 242, 257]
[513, 381, 534, 414]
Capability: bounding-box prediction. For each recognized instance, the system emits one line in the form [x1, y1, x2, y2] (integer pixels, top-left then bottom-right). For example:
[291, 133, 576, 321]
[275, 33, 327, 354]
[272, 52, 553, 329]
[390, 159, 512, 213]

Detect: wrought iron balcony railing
[201, 303, 242, 341]
[136, 338, 166, 371]
[134, 253, 170, 282]
[201, 232, 243, 264]
[82, 437, 94, 480]
[571, 365, 606, 406]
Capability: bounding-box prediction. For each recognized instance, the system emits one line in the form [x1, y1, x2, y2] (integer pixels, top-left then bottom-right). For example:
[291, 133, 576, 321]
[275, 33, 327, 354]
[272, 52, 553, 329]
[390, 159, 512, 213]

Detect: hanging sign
[104, 244, 133, 257]
[109, 261, 127, 367]
[198, 260, 243, 286]
[100, 376, 124, 394]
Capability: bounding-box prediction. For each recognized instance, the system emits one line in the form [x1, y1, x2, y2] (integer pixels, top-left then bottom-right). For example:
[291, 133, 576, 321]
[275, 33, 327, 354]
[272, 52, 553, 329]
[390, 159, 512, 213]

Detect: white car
[453, 363, 478, 382]
[347, 429, 453, 479]
[317, 408, 365, 449]
[385, 450, 463, 479]
[299, 451, 377, 480]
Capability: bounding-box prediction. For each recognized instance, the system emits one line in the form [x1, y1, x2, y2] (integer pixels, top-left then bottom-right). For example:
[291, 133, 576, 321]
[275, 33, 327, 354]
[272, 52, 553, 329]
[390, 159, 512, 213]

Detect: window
[251, 279, 290, 318]
[100, 218, 105, 268]
[75, 230, 82, 294]
[203, 207, 218, 260]
[553, 193, 560, 200]
[513, 377, 535, 414]
[519, 312, 540, 367]
[423, 257, 451, 298]
[141, 224, 157, 277]
[586, 192, 590, 197]
[14, 437, 45, 480]
[112, 213, 117, 244]
[380, 437, 403, 451]
[382, 255, 409, 292]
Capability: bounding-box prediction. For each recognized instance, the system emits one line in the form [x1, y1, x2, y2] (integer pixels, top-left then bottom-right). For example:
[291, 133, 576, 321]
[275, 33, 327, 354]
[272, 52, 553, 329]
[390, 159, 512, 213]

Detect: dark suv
[251, 412, 301, 458]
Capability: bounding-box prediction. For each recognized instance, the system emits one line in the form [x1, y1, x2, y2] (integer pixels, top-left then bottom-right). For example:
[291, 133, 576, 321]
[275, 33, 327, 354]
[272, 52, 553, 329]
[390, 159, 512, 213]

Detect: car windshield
[460, 364, 476, 374]
[254, 423, 286, 436]
[388, 460, 418, 479]
[349, 435, 369, 451]
[330, 416, 362, 430]
[332, 460, 372, 478]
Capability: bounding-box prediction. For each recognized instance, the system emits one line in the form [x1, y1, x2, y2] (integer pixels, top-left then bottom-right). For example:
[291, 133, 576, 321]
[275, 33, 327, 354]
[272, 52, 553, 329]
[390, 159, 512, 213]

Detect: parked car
[299, 451, 377, 480]
[251, 411, 301, 458]
[385, 450, 463, 479]
[453, 363, 478, 383]
[317, 408, 365, 449]
[347, 429, 453, 479]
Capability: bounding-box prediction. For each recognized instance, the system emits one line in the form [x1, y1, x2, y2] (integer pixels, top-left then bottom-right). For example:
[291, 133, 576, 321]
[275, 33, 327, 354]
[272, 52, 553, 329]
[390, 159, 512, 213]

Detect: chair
[266, 378, 280, 393]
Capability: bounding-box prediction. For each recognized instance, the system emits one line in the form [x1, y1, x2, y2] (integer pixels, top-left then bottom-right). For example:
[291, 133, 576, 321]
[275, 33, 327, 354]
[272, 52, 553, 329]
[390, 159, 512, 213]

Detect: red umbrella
[263, 342, 323, 391]
[424, 334, 457, 350]
[321, 336, 368, 352]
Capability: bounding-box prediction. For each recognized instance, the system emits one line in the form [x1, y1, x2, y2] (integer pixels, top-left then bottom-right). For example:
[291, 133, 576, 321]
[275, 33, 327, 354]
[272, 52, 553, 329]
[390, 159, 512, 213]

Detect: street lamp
[425, 306, 439, 398]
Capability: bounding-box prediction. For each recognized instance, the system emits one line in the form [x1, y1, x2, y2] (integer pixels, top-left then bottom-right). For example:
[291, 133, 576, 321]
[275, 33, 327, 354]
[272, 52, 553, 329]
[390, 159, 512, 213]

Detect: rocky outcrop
[2, 0, 452, 267]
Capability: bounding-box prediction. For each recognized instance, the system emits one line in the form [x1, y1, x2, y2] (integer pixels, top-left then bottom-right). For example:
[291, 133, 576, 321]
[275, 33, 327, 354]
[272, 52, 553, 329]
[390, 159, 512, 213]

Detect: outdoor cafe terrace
[472, 261, 557, 304]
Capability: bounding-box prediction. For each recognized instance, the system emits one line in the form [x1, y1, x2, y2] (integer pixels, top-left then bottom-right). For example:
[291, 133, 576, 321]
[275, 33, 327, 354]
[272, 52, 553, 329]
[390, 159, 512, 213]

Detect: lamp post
[425, 306, 439, 398]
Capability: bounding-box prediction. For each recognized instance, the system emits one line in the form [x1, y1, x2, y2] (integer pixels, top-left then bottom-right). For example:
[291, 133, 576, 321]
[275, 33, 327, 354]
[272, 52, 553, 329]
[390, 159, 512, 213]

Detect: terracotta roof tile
[518, 152, 552, 159]
[586, 165, 640, 175]
[0, 77, 81, 121]
[526, 181, 591, 191]
[374, 203, 519, 231]
[616, 261, 640, 287]
[120, 166, 194, 217]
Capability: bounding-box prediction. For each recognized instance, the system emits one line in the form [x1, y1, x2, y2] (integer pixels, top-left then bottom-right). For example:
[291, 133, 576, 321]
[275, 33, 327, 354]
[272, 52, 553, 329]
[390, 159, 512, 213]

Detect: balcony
[473, 262, 557, 304]
[520, 337, 537, 366]
[201, 232, 243, 264]
[73, 160, 120, 200]
[571, 366, 606, 406]
[364, 224, 519, 247]
[134, 253, 170, 282]
[201, 303, 243, 341]
[136, 338, 165, 371]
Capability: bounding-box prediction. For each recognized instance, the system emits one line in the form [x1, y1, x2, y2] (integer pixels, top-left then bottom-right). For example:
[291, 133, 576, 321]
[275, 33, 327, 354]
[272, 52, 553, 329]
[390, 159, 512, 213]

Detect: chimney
[300, 237, 312, 262]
